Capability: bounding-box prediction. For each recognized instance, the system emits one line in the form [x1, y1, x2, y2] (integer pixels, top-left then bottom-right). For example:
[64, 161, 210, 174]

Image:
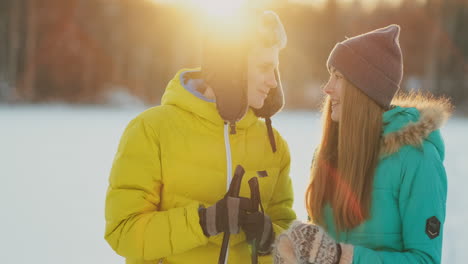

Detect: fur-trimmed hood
[380, 94, 453, 157]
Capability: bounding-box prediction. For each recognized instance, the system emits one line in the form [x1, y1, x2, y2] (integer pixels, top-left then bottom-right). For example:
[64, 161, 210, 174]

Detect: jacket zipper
[224, 123, 233, 190]
[158, 124, 234, 264]
[223, 122, 233, 264]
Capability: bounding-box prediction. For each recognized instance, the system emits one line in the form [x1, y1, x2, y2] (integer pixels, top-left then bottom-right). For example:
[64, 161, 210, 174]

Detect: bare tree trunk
[0, 1, 7, 84]
[9, 0, 21, 101]
[21, 0, 37, 101]
[108, 0, 127, 90]
[448, 1, 468, 100]
[423, 0, 442, 92]
[437, 0, 467, 102]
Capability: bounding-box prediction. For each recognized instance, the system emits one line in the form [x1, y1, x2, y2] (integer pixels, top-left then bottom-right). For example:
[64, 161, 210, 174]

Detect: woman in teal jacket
[273, 25, 452, 264]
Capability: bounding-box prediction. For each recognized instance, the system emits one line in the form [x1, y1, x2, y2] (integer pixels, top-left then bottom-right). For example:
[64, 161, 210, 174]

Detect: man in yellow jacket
[105, 10, 296, 264]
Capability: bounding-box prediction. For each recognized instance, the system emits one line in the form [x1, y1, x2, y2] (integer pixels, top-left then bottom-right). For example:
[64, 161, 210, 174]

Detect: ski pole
[218, 165, 245, 264]
[248, 177, 261, 264]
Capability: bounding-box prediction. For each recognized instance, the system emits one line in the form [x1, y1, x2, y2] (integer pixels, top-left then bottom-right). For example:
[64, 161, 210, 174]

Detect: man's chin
[250, 102, 265, 110]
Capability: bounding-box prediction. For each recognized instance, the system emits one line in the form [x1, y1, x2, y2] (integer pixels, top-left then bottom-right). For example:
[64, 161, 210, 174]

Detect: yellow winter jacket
[105, 69, 296, 264]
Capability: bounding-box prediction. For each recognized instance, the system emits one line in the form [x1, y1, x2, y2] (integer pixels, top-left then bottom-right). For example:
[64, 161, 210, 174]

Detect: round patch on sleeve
[425, 216, 441, 239]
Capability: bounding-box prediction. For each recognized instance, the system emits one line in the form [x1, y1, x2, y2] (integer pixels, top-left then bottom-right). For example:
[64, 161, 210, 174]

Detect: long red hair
[306, 79, 384, 231]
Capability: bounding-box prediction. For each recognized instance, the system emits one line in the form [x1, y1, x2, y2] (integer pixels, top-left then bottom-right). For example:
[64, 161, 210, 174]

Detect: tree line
[0, 0, 466, 113]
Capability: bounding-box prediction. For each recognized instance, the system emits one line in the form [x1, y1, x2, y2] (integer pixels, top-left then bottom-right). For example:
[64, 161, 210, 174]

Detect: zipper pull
[229, 122, 237, 135]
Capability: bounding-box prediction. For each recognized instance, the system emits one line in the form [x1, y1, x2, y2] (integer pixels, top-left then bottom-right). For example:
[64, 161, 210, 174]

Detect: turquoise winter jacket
[323, 100, 451, 263]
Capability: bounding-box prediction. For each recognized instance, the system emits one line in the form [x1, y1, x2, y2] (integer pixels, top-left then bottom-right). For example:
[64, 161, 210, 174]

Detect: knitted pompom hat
[327, 24, 403, 109]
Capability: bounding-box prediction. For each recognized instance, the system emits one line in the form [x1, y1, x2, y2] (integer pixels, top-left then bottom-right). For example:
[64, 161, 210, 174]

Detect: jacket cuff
[339, 243, 354, 264]
[175, 201, 209, 250]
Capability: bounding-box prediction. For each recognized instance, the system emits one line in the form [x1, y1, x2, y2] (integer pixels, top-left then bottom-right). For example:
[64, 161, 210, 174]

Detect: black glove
[199, 196, 253, 237]
[240, 210, 274, 254]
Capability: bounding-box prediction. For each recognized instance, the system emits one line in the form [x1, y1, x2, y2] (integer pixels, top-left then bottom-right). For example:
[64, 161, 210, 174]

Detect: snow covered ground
[1, 104, 466, 263]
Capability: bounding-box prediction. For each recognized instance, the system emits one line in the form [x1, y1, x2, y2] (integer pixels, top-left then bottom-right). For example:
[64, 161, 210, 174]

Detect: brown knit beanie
[327, 24, 403, 109]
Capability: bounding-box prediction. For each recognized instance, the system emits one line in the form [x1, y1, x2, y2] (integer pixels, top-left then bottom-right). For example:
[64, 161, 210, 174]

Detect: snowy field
[1, 104, 467, 263]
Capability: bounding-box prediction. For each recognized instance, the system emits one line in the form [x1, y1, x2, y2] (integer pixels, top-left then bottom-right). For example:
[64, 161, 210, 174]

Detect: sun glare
[180, 0, 254, 43]
[150, 0, 261, 42]
[188, 0, 248, 19]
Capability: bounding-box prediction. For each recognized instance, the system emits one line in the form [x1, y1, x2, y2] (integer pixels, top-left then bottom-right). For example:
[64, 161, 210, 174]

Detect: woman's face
[323, 67, 345, 122]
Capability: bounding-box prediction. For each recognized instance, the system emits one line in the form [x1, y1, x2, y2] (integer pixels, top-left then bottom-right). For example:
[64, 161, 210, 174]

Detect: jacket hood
[161, 68, 258, 130]
[380, 94, 453, 158]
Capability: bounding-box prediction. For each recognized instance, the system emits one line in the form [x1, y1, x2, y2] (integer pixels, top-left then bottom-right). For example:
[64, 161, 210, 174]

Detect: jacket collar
[161, 68, 258, 130]
[380, 95, 452, 156]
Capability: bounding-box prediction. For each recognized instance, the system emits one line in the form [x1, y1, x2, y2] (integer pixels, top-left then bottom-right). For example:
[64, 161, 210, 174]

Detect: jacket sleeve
[104, 117, 208, 261]
[353, 142, 447, 264]
[268, 137, 297, 232]
[259, 135, 297, 264]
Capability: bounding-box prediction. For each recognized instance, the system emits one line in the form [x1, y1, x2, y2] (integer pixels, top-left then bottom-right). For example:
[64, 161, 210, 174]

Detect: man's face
[247, 46, 280, 109]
